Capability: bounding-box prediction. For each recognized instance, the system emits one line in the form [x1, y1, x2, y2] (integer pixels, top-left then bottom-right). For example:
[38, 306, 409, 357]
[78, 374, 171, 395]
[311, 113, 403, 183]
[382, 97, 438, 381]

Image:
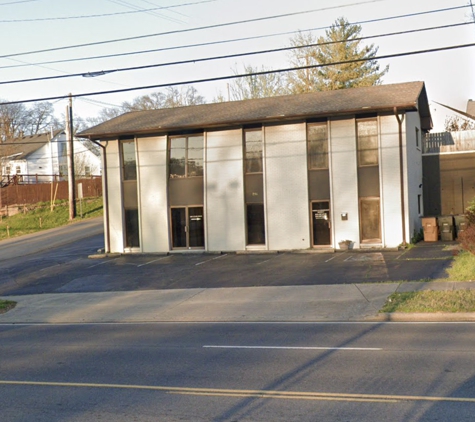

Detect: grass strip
[446, 251, 475, 281]
[0, 300, 16, 314]
[0, 197, 103, 241]
[380, 289, 475, 313]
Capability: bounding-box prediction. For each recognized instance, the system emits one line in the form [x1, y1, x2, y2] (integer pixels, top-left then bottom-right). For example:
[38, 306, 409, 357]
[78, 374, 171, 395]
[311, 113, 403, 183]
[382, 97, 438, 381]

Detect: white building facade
[80, 82, 432, 254]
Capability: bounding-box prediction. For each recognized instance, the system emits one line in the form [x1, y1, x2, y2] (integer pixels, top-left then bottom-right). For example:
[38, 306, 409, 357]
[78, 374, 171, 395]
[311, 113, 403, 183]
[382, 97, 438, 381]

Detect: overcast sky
[0, 0, 473, 131]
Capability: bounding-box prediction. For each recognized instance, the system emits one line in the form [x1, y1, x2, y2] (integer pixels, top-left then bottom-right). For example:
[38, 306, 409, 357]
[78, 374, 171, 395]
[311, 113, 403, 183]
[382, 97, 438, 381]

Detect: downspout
[91, 139, 110, 254]
[393, 107, 407, 246]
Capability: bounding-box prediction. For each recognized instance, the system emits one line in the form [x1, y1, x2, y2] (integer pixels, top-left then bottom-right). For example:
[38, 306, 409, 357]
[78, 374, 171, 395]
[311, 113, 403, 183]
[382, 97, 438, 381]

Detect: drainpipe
[393, 107, 407, 246]
[91, 139, 110, 254]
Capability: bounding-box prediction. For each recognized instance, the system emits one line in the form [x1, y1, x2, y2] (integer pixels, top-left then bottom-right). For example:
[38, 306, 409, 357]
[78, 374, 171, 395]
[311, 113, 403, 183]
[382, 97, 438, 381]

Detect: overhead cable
[1, 42, 474, 106]
[0, 21, 470, 86]
[0, 0, 413, 59]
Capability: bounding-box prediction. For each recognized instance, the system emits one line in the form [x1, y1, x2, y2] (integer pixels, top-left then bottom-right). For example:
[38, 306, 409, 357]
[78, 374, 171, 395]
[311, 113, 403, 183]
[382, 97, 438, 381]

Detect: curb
[367, 312, 475, 322]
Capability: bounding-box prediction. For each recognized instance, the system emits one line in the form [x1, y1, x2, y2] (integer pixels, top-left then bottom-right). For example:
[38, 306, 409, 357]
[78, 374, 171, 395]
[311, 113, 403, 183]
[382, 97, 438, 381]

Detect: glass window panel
[187, 136, 204, 177]
[246, 203, 265, 245]
[188, 206, 204, 247]
[308, 123, 328, 169]
[169, 137, 186, 178]
[245, 130, 263, 173]
[171, 208, 187, 248]
[357, 119, 378, 166]
[121, 140, 137, 180]
[125, 209, 140, 248]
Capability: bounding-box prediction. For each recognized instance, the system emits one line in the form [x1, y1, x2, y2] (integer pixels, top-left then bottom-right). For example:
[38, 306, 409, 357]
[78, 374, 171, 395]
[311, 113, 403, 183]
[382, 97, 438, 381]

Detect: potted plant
[338, 240, 352, 250]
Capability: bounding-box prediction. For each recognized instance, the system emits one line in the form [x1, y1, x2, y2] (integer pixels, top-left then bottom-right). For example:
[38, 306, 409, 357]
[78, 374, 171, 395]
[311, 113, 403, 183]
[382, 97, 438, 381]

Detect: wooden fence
[0, 177, 102, 212]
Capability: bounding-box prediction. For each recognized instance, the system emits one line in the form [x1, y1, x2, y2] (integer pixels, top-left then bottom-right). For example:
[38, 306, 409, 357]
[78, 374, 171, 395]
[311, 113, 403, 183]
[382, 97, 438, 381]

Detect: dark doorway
[171, 206, 204, 249]
[246, 203, 266, 245]
[312, 201, 331, 246]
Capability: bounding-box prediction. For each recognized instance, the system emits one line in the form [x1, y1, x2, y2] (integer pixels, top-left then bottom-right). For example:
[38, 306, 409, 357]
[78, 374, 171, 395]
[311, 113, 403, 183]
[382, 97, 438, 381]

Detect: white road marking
[203, 345, 382, 351]
[195, 254, 228, 266]
[87, 258, 119, 268]
[137, 257, 169, 267]
[324, 256, 337, 262]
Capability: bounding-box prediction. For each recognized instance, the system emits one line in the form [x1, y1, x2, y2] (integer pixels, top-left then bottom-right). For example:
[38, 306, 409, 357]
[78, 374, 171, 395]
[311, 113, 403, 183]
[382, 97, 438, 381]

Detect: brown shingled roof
[79, 81, 431, 139]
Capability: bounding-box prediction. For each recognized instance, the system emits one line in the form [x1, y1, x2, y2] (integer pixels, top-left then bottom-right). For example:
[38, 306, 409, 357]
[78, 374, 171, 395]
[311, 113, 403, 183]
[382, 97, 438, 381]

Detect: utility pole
[66, 94, 76, 220]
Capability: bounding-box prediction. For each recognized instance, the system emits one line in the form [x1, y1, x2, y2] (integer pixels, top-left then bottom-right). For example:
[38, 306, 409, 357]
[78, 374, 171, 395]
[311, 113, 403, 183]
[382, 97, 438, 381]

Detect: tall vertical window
[169, 135, 203, 178]
[308, 123, 328, 169]
[244, 130, 263, 173]
[356, 117, 381, 243]
[357, 119, 378, 166]
[415, 127, 420, 149]
[244, 129, 265, 245]
[121, 139, 140, 249]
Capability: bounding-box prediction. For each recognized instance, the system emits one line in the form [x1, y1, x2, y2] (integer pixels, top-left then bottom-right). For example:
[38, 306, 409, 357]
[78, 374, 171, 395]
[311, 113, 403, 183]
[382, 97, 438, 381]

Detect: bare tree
[227, 64, 288, 101]
[444, 115, 475, 131]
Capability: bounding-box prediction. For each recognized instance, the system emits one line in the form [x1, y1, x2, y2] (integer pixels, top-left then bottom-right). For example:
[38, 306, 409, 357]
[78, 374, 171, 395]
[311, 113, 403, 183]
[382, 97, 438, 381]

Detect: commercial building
[79, 81, 431, 253]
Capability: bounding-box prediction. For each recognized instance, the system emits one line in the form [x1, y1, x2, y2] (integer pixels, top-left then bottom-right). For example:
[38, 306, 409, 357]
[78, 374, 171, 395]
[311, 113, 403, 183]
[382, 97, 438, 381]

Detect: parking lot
[0, 231, 457, 296]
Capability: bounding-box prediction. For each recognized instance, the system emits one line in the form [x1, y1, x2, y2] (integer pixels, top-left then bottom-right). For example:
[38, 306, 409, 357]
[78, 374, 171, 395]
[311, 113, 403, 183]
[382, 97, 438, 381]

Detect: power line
[0, 0, 217, 22]
[1, 42, 474, 106]
[0, 6, 469, 70]
[0, 0, 38, 5]
[0, 21, 469, 87]
[0, 0, 394, 59]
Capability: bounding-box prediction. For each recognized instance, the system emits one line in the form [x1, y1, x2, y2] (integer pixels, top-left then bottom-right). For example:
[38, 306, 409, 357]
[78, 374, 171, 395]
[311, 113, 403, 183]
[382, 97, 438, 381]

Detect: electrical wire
[0, 11, 469, 70]
[0, 21, 469, 86]
[0, 0, 217, 22]
[1, 41, 473, 106]
[0, 0, 401, 59]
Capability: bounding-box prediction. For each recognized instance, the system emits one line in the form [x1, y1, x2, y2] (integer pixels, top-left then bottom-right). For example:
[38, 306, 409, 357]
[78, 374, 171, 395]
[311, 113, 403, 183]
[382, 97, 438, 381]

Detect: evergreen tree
[288, 17, 388, 93]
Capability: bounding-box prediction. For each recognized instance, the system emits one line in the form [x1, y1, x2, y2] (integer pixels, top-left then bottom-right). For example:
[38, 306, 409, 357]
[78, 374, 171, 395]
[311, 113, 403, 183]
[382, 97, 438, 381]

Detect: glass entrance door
[171, 206, 204, 249]
[312, 201, 331, 246]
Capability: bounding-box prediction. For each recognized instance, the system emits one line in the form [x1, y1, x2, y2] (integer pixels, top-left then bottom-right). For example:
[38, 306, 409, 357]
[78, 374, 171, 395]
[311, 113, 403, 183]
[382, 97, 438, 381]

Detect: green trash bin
[438, 216, 454, 241]
[454, 215, 468, 238]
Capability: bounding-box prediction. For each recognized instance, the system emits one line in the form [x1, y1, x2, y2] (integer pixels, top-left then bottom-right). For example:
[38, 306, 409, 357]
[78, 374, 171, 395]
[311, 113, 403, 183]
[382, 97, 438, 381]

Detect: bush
[459, 198, 475, 255]
[459, 225, 475, 256]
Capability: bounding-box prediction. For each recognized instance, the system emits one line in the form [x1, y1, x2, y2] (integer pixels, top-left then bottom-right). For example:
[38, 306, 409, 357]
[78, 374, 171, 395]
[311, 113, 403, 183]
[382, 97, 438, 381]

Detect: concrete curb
[367, 312, 475, 322]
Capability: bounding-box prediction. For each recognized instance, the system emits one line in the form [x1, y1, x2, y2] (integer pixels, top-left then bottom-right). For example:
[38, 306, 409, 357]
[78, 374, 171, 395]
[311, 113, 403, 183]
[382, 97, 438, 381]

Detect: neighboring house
[0, 129, 101, 184]
[79, 81, 431, 254]
[423, 130, 475, 216]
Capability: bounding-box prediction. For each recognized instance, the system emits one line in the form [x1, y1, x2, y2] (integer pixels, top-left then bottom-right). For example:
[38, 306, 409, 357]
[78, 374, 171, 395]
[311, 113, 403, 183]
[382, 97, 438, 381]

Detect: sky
[0, 0, 473, 131]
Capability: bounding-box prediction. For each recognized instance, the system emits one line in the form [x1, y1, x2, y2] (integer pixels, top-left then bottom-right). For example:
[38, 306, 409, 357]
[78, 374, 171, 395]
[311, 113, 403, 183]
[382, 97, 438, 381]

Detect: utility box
[454, 215, 468, 238]
[421, 217, 438, 242]
[438, 215, 454, 241]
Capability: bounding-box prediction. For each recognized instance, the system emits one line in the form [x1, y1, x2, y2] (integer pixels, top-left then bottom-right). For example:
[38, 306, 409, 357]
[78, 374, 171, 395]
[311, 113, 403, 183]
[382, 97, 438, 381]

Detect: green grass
[380, 290, 475, 313]
[380, 250, 475, 313]
[446, 251, 475, 281]
[0, 300, 16, 314]
[0, 197, 103, 241]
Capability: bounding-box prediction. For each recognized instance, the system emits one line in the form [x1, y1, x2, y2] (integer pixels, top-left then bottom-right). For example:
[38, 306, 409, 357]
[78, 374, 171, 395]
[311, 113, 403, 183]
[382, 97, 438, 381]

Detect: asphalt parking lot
[0, 234, 457, 296]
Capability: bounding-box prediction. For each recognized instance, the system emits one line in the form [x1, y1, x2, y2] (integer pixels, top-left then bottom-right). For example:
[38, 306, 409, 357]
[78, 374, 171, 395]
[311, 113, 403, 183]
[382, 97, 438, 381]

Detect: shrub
[459, 197, 475, 255]
[459, 225, 475, 256]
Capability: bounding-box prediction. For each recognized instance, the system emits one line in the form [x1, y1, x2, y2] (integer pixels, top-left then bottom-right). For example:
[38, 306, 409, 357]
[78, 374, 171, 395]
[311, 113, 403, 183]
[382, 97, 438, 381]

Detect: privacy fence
[0, 176, 102, 215]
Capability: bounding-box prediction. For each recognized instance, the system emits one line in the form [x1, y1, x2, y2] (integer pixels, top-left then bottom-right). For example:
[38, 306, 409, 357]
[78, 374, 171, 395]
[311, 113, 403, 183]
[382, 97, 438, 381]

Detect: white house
[0, 129, 101, 184]
[79, 81, 432, 254]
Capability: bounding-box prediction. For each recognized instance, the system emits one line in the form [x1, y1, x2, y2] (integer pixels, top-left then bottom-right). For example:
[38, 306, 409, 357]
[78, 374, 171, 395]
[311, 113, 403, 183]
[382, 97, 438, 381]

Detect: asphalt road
[1, 321, 475, 421]
[0, 217, 456, 295]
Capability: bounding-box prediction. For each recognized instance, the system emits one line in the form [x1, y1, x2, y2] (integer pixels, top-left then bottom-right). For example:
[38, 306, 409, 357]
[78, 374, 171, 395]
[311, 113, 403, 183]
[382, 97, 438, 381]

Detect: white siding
[329, 117, 360, 248]
[405, 111, 423, 238]
[137, 135, 169, 253]
[380, 114, 404, 247]
[105, 140, 123, 253]
[264, 123, 310, 250]
[205, 129, 246, 251]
